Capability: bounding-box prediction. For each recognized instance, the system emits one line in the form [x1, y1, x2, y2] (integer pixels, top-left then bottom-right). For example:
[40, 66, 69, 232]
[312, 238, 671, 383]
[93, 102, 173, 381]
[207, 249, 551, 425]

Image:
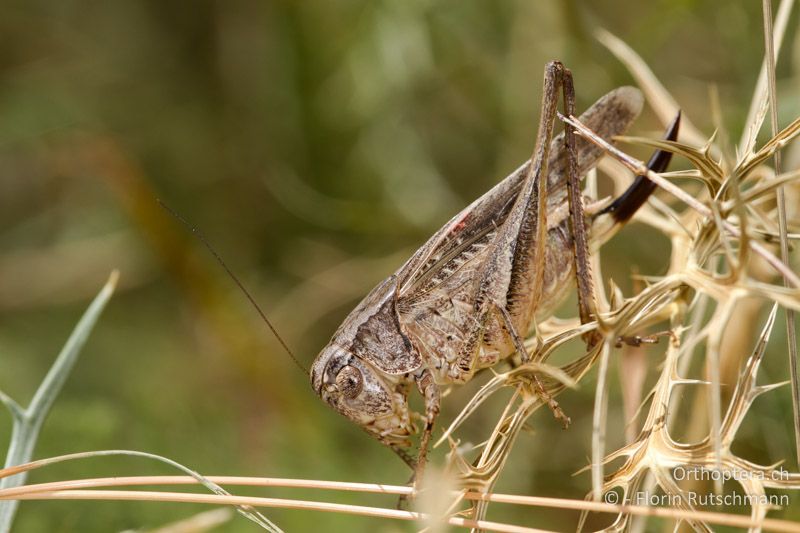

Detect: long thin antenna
[157, 199, 308, 375]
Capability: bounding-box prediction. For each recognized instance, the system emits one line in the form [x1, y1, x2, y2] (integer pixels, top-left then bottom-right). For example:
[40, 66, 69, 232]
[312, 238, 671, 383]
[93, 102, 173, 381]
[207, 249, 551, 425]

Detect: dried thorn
[674, 379, 713, 387]
[754, 381, 791, 396]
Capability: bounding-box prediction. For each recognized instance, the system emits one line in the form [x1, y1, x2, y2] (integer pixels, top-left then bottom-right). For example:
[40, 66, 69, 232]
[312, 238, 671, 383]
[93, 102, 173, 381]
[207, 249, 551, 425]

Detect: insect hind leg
[413, 369, 440, 479]
[564, 86, 681, 349]
[561, 67, 602, 349]
[496, 304, 571, 428]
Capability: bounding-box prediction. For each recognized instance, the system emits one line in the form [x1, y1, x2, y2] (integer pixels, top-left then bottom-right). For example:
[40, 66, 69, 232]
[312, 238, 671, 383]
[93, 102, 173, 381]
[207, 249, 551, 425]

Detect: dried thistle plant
[429, 7, 800, 530]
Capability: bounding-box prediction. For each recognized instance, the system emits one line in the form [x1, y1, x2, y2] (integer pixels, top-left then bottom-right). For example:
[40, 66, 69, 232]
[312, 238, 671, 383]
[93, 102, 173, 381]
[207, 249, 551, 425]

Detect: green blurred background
[1, 1, 798, 531]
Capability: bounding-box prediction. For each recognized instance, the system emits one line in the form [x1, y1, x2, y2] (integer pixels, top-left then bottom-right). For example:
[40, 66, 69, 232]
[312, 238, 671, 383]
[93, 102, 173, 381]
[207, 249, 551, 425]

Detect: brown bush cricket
[310, 60, 679, 480]
[164, 59, 678, 487]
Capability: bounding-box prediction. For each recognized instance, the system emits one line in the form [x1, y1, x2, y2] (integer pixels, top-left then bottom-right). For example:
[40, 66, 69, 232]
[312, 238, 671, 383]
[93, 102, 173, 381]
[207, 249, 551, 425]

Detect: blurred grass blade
[0, 393, 22, 423]
[594, 28, 706, 147]
[0, 271, 118, 533]
[0, 273, 282, 531]
[762, 0, 800, 469]
[142, 508, 234, 533]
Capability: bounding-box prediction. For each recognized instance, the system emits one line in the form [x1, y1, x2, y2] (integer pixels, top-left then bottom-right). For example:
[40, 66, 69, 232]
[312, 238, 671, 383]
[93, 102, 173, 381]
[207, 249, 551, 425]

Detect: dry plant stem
[591, 338, 613, 500]
[0, 449, 278, 532]
[763, 0, 800, 467]
[560, 112, 800, 288]
[740, 0, 795, 157]
[152, 508, 234, 532]
[0, 475, 413, 497]
[2, 483, 800, 533]
[706, 297, 738, 493]
[2, 489, 549, 533]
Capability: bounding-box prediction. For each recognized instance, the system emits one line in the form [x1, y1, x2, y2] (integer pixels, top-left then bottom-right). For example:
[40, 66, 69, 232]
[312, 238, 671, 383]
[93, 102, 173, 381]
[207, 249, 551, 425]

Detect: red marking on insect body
[450, 214, 470, 235]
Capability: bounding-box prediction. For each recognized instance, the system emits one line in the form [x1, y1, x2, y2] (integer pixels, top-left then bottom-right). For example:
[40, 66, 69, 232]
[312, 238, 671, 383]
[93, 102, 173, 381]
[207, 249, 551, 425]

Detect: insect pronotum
[309, 60, 679, 479]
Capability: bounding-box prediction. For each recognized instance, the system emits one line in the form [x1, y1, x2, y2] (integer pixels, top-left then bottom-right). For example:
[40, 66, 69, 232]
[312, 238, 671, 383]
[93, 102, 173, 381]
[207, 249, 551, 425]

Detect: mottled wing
[393, 87, 644, 371]
[395, 225, 498, 377]
[395, 86, 644, 296]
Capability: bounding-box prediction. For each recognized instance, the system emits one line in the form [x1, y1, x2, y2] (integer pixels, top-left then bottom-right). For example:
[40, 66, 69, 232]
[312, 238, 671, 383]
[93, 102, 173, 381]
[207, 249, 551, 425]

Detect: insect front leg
[397, 368, 440, 504]
[390, 444, 417, 470]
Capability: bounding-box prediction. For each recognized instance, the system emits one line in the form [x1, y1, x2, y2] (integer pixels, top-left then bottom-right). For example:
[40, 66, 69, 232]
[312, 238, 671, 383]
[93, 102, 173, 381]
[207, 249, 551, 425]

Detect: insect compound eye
[335, 365, 363, 400]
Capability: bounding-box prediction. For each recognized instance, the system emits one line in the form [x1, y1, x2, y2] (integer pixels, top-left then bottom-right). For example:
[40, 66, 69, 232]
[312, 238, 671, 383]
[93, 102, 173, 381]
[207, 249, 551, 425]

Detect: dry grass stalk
[2, 471, 800, 532]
